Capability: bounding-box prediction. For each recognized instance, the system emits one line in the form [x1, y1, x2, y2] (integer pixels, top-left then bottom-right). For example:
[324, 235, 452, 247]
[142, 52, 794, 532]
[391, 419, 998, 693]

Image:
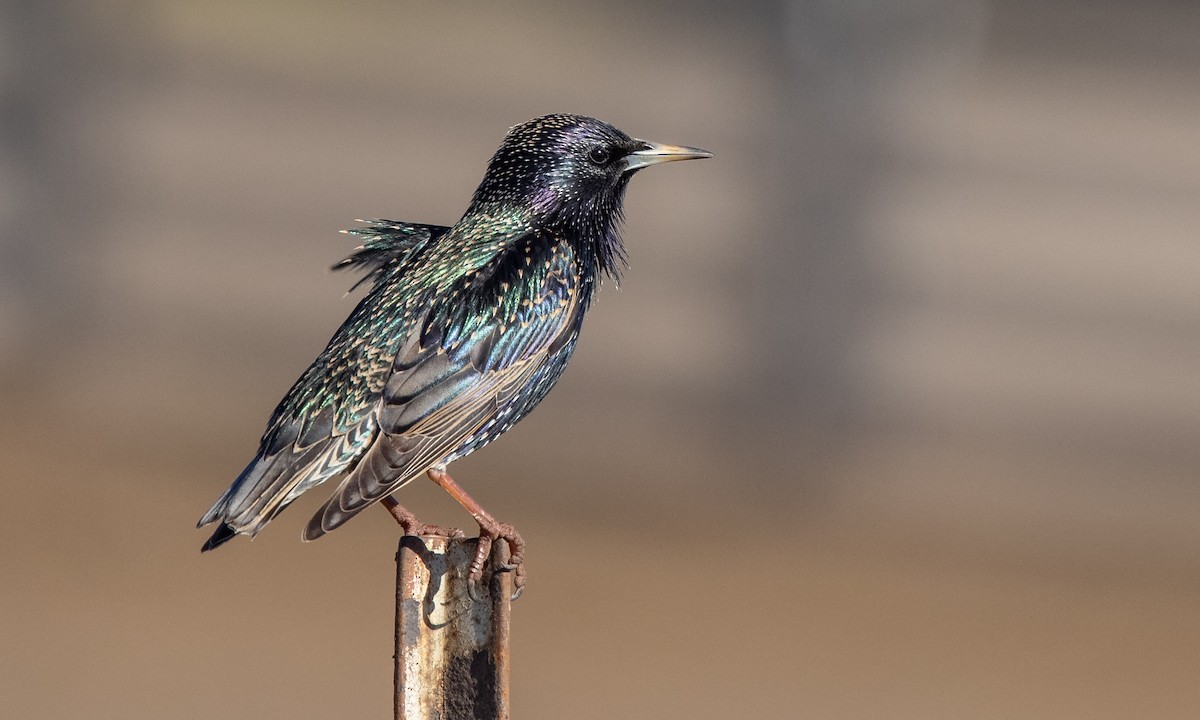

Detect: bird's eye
[587, 146, 611, 165]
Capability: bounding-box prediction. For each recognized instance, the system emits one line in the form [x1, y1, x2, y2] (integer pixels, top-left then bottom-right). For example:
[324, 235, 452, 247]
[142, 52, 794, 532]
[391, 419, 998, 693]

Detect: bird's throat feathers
[462, 114, 639, 288]
[460, 193, 628, 291]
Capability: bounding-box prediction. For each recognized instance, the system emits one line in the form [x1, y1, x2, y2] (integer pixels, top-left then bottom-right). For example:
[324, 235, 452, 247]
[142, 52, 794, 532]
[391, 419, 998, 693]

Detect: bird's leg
[425, 467, 526, 601]
[380, 495, 465, 539]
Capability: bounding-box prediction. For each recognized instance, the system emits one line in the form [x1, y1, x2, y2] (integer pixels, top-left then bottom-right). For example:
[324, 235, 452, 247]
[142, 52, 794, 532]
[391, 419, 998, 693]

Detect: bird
[197, 113, 711, 597]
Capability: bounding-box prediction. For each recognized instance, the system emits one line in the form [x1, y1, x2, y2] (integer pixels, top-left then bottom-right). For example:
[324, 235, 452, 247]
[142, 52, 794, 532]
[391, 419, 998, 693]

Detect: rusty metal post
[395, 536, 512, 720]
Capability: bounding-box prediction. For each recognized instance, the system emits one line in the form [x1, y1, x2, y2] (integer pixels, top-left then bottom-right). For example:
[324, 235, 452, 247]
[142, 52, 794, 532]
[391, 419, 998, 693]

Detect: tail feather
[197, 489, 231, 529]
[201, 522, 238, 552]
[196, 429, 363, 549]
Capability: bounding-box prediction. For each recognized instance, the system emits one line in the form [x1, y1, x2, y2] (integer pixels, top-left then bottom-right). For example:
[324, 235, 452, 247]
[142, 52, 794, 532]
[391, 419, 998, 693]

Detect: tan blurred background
[3, 1, 1199, 718]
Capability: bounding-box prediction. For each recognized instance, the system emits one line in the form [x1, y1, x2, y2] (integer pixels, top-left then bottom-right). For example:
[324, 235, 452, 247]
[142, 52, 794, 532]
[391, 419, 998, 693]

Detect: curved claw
[467, 561, 523, 602]
[509, 562, 526, 601]
[467, 575, 486, 603]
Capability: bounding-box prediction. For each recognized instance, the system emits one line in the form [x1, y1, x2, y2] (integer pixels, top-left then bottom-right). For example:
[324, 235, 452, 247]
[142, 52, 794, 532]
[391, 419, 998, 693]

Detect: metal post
[395, 536, 512, 720]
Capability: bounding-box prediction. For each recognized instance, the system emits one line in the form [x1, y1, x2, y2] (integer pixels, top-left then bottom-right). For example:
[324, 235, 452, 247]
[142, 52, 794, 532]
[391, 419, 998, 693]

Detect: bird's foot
[468, 519, 526, 602]
[381, 495, 465, 539]
[423, 466, 526, 601]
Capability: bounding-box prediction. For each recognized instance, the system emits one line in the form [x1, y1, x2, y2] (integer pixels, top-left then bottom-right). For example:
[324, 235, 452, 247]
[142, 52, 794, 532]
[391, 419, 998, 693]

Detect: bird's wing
[198, 221, 449, 547]
[303, 233, 581, 539]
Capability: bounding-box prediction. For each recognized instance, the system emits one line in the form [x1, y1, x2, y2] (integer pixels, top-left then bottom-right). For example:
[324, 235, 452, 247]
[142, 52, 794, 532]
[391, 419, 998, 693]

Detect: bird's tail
[200, 522, 238, 552]
[197, 412, 380, 552]
[195, 452, 300, 552]
[197, 479, 249, 552]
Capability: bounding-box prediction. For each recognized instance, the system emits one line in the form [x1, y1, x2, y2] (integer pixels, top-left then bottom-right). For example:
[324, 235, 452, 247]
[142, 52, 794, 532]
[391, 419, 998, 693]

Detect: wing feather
[303, 234, 581, 539]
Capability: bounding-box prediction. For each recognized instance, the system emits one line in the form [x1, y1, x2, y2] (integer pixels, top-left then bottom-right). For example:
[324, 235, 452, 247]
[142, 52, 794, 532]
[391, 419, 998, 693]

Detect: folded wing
[303, 232, 582, 540]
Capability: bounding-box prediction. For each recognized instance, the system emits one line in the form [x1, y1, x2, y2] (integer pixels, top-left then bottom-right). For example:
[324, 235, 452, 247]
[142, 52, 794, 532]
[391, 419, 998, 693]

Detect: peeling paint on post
[395, 536, 512, 720]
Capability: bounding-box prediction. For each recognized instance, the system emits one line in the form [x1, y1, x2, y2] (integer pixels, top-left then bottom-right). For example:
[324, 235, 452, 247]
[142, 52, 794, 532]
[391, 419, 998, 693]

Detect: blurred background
[2, 1, 1199, 718]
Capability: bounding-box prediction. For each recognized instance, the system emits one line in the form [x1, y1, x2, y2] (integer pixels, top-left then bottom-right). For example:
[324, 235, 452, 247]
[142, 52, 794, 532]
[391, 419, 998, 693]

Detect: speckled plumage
[198, 114, 710, 551]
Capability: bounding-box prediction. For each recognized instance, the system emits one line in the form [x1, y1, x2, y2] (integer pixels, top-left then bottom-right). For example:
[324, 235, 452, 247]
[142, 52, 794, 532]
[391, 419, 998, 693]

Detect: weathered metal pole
[395, 536, 512, 720]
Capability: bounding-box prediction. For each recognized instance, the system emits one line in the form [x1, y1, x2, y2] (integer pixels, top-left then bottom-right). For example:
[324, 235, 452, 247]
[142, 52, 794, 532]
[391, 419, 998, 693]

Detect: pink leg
[426, 467, 526, 600]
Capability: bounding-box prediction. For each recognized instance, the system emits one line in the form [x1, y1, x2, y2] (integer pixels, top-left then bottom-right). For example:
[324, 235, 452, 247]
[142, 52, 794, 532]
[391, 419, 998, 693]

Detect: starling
[197, 114, 710, 595]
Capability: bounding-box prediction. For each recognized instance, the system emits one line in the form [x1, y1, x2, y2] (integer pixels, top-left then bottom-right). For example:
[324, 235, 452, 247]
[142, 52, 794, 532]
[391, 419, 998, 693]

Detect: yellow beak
[623, 140, 713, 172]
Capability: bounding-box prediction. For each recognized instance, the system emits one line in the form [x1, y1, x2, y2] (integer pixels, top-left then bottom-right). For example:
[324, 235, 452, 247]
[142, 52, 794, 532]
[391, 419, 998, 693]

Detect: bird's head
[467, 113, 710, 277]
[472, 114, 712, 217]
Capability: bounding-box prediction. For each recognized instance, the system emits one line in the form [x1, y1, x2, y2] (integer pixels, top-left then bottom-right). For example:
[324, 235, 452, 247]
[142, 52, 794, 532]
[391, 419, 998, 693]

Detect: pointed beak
[622, 139, 713, 172]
